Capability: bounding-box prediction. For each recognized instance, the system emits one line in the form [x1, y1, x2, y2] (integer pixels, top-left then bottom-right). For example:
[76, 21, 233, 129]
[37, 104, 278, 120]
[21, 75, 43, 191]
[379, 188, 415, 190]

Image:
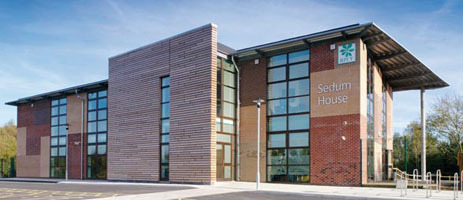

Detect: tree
[427, 95, 463, 174]
[0, 120, 16, 177]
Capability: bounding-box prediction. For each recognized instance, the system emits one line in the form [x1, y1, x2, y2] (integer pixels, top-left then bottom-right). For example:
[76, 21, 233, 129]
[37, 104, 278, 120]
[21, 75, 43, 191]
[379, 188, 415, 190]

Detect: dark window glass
[268, 54, 287, 67]
[89, 100, 97, 110]
[268, 149, 286, 165]
[162, 119, 170, 133]
[223, 87, 235, 103]
[88, 122, 97, 133]
[267, 166, 287, 182]
[268, 99, 286, 116]
[288, 50, 309, 63]
[288, 96, 309, 113]
[98, 110, 107, 120]
[289, 63, 309, 79]
[223, 102, 235, 118]
[288, 114, 310, 130]
[98, 90, 107, 97]
[161, 145, 169, 164]
[98, 99, 107, 109]
[289, 132, 309, 147]
[268, 67, 286, 82]
[224, 71, 235, 88]
[88, 92, 97, 99]
[268, 116, 287, 132]
[88, 111, 97, 121]
[288, 79, 309, 97]
[268, 82, 287, 99]
[288, 166, 309, 182]
[97, 121, 107, 132]
[224, 60, 235, 72]
[162, 77, 170, 87]
[161, 104, 170, 118]
[162, 135, 170, 143]
[162, 88, 170, 103]
[288, 148, 310, 164]
[268, 134, 286, 148]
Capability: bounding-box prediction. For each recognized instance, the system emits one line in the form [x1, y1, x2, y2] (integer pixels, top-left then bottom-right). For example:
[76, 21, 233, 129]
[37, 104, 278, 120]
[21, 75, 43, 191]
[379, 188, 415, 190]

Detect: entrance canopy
[233, 22, 448, 92]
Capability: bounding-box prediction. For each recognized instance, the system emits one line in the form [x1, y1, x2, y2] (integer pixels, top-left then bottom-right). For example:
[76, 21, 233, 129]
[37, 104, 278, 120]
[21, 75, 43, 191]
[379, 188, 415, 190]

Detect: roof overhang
[5, 79, 108, 106]
[232, 22, 449, 92]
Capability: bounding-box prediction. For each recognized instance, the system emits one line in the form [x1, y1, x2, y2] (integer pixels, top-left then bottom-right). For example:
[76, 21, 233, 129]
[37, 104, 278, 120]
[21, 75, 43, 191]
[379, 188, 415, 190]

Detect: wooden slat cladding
[108, 24, 217, 183]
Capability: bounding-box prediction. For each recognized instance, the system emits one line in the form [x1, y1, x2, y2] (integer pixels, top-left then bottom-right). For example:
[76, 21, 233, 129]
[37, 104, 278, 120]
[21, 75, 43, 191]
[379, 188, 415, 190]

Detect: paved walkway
[81, 181, 460, 200]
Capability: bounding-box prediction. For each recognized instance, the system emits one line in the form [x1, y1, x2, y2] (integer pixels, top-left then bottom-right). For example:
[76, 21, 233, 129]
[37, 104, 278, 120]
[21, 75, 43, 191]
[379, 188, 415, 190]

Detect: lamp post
[253, 98, 264, 190]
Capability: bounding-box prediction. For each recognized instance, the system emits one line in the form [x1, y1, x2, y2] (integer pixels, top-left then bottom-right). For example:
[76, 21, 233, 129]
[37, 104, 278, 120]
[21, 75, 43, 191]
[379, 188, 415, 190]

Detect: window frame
[86, 89, 108, 179]
[266, 50, 311, 183]
[50, 97, 67, 178]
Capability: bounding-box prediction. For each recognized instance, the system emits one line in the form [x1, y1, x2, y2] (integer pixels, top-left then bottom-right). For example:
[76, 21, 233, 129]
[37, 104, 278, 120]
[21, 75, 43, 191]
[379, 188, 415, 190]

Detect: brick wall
[310, 44, 334, 73]
[108, 24, 217, 183]
[238, 57, 267, 182]
[16, 100, 50, 178]
[310, 114, 361, 185]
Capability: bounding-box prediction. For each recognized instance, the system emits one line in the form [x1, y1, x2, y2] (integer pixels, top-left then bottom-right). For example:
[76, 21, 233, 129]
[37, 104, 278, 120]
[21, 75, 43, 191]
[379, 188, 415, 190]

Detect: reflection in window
[267, 50, 310, 183]
[50, 98, 67, 178]
[160, 77, 170, 180]
[216, 57, 236, 181]
[87, 90, 107, 179]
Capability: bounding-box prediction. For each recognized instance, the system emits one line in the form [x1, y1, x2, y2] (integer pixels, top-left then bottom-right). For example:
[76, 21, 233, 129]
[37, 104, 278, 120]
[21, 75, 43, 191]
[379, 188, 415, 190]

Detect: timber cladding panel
[108, 24, 217, 183]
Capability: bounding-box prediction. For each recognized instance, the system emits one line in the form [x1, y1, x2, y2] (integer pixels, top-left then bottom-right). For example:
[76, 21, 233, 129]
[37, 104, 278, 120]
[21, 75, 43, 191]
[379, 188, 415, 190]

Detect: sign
[317, 82, 351, 105]
[338, 43, 356, 64]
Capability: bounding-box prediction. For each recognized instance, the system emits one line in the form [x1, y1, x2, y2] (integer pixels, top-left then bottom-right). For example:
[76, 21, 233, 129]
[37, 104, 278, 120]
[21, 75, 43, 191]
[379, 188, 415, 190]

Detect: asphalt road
[0, 181, 193, 200]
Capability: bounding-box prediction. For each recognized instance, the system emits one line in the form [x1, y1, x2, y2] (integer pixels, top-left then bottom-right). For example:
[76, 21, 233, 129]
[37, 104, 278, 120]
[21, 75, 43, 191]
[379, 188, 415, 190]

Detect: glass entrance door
[216, 144, 232, 181]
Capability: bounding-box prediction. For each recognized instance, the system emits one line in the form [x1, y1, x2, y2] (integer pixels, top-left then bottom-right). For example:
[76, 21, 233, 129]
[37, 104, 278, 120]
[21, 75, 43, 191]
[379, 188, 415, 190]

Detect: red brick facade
[310, 44, 334, 73]
[310, 114, 362, 185]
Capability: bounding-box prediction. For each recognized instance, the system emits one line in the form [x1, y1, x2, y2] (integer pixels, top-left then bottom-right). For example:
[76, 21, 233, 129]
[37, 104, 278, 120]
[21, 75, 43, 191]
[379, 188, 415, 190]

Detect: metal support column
[421, 87, 426, 180]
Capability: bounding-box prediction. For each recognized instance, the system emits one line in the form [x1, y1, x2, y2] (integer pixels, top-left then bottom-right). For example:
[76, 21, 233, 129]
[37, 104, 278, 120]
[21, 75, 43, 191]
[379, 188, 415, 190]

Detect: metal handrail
[436, 169, 441, 193]
[455, 173, 459, 199]
[426, 172, 432, 198]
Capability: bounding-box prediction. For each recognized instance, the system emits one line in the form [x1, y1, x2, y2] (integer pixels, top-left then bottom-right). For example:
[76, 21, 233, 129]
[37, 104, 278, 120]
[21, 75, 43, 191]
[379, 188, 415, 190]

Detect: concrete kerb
[0, 178, 60, 183]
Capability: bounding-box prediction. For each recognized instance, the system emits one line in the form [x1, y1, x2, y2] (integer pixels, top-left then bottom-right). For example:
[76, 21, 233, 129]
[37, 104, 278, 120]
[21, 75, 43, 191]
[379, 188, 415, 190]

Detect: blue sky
[0, 0, 462, 133]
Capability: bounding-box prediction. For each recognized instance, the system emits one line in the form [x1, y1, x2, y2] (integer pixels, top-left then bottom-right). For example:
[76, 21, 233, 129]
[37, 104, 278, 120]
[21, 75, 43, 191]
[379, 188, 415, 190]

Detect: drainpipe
[75, 89, 84, 180]
[231, 56, 240, 181]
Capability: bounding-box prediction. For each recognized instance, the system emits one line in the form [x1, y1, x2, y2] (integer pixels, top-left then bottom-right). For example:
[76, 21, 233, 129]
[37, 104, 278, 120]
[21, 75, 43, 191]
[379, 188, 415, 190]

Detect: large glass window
[367, 59, 375, 181]
[266, 50, 310, 183]
[87, 90, 107, 179]
[160, 77, 170, 181]
[50, 98, 67, 178]
[216, 57, 236, 181]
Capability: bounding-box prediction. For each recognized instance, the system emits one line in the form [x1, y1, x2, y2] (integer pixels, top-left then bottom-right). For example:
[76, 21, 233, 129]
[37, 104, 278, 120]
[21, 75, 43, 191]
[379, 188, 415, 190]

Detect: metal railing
[436, 169, 442, 193]
[426, 172, 432, 198]
[413, 169, 419, 191]
[454, 173, 459, 200]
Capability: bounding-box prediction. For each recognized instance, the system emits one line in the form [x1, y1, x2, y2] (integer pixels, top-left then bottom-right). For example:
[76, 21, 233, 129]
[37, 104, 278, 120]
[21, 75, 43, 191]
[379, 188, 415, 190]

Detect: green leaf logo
[340, 43, 354, 57]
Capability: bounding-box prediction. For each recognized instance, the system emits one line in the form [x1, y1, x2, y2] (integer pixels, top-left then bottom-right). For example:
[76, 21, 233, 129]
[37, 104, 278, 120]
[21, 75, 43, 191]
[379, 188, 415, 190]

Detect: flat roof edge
[5, 79, 108, 106]
[109, 23, 217, 59]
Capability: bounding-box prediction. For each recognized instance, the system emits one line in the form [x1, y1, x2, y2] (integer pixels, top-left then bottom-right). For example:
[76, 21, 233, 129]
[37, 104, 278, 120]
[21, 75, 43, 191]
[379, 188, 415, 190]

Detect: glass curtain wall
[87, 90, 108, 179]
[266, 50, 310, 183]
[367, 59, 375, 181]
[216, 57, 236, 181]
[160, 77, 170, 181]
[50, 98, 67, 178]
